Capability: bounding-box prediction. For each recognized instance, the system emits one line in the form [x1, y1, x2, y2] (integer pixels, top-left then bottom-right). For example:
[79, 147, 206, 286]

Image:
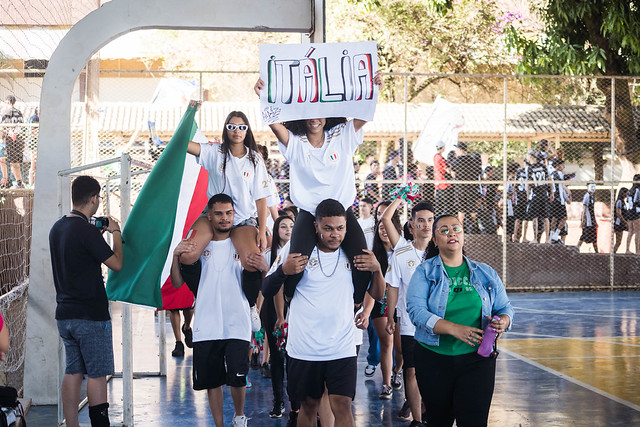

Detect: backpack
[0, 386, 26, 427]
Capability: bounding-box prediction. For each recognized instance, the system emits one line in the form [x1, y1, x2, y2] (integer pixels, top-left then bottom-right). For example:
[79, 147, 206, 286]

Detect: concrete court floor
[25, 291, 640, 426]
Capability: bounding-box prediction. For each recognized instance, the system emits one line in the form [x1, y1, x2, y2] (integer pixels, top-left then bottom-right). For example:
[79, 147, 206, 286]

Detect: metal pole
[609, 79, 616, 289]
[159, 309, 167, 376]
[119, 153, 134, 426]
[502, 77, 508, 286]
[57, 174, 64, 425]
[403, 74, 408, 219]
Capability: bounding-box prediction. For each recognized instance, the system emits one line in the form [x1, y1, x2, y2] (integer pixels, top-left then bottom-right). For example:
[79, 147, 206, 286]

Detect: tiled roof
[18, 101, 637, 141]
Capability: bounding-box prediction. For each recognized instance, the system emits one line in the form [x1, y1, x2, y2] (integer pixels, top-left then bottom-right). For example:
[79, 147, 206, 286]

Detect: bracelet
[112, 230, 121, 234]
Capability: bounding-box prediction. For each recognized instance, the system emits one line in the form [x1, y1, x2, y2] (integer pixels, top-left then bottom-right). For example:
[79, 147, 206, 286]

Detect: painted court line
[506, 333, 640, 347]
[512, 306, 639, 320]
[501, 347, 640, 413]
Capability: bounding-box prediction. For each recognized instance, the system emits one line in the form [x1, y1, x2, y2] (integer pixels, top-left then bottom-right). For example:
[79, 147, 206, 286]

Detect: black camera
[90, 216, 109, 231]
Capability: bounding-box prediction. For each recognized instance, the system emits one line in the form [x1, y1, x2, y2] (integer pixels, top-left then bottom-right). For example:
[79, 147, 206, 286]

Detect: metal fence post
[502, 77, 508, 286]
[57, 174, 64, 425]
[609, 78, 616, 289]
[120, 153, 134, 426]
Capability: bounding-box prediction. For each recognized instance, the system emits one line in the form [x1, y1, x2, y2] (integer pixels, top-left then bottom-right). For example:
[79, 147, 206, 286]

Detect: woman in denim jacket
[406, 214, 514, 427]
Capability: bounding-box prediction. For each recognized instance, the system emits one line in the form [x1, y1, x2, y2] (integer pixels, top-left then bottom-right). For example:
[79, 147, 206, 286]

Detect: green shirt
[422, 260, 482, 356]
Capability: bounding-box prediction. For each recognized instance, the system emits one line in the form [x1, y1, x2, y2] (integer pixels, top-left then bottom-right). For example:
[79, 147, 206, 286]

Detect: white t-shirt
[193, 239, 250, 342]
[267, 242, 355, 361]
[354, 306, 364, 346]
[357, 216, 376, 250]
[266, 174, 280, 208]
[278, 121, 363, 215]
[194, 130, 272, 225]
[386, 236, 424, 336]
[582, 192, 594, 227]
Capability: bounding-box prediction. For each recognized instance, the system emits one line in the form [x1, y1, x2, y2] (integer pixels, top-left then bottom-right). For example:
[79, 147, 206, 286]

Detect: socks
[89, 402, 110, 427]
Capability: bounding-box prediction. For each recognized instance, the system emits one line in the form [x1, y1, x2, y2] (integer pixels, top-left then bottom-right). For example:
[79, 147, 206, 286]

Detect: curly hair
[283, 117, 347, 136]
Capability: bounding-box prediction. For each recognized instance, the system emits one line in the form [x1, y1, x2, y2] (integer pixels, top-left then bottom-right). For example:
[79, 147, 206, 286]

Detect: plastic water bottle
[477, 315, 500, 357]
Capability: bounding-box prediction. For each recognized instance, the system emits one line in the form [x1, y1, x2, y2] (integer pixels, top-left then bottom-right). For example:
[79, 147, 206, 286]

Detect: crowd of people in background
[46, 92, 639, 426]
[0, 95, 37, 189]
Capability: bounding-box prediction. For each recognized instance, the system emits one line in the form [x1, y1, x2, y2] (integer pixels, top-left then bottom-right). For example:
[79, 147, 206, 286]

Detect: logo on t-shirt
[407, 260, 416, 268]
[308, 258, 319, 270]
[328, 152, 339, 163]
[242, 169, 251, 179]
[233, 252, 240, 261]
[344, 261, 351, 271]
[202, 249, 211, 260]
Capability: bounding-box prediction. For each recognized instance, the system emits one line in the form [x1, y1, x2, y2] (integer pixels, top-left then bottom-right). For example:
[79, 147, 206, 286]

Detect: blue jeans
[366, 319, 380, 366]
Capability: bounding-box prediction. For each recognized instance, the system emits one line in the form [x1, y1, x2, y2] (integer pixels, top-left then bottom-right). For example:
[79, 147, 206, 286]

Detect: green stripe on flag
[106, 105, 198, 308]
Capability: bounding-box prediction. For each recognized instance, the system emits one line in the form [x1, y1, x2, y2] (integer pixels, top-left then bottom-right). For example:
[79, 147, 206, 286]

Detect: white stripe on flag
[160, 153, 202, 284]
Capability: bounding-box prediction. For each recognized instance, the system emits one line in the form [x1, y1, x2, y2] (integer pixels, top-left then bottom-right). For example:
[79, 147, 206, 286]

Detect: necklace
[316, 247, 341, 278]
[411, 241, 425, 262]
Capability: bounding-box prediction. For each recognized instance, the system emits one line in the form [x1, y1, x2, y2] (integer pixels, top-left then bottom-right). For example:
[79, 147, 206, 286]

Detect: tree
[329, 0, 517, 102]
[503, 0, 640, 178]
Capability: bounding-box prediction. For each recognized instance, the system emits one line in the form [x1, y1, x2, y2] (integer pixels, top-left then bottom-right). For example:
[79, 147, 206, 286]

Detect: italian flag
[106, 105, 209, 309]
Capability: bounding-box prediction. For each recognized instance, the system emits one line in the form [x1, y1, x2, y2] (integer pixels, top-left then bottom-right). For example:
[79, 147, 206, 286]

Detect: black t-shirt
[452, 153, 481, 181]
[49, 216, 114, 321]
[527, 162, 550, 196]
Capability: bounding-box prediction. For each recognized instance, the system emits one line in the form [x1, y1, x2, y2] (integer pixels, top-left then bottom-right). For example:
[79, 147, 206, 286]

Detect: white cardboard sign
[258, 41, 379, 124]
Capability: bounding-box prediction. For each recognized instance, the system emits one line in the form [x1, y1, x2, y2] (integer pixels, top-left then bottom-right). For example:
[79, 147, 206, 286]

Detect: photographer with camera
[49, 175, 123, 427]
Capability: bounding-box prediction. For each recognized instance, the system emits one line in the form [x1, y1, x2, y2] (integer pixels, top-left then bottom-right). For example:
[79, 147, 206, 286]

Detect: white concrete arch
[26, 0, 315, 405]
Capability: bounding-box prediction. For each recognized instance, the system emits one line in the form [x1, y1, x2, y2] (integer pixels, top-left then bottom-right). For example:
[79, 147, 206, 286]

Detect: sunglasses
[437, 225, 463, 235]
[225, 123, 248, 131]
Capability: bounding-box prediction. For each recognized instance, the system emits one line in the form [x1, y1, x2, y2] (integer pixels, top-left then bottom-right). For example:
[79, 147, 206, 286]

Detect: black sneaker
[391, 369, 403, 390]
[285, 410, 298, 427]
[261, 362, 271, 378]
[397, 399, 411, 421]
[379, 385, 393, 400]
[171, 341, 184, 357]
[409, 421, 424, 427]
[182, 324, 193, 348]
[269, 401, 285, 418]
[250, 351, 260, 370]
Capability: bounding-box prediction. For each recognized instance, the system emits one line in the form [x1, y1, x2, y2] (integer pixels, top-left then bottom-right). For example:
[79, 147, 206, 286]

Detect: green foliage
[337, 0, 516, 101]
[504, 0, 640, 75]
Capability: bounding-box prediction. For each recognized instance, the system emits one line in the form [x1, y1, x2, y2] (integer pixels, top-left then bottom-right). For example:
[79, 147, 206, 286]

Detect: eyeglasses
[225, 123, 248, 131]
[437, 225, 463, 235]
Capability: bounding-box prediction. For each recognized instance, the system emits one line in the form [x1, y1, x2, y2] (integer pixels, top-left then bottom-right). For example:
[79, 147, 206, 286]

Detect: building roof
[17, 101, 634, 142]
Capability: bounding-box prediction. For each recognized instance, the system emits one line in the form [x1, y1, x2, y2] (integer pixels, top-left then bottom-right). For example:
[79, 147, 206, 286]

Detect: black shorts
[506, 216, 515, 235]
[192, 339, 250, 390]
[370, 300, 387, 319]
[401, 335, 417, 369]
[579, 226, 598, 244]
[5, 136, 24, 164]
[614, 222, 628, 232]
[287, 356, 357, 400]
[168, 307, 193, 313]
[550, 201, 567, 220]
[455, 185, 479, 214]
[527, 193, 550, 219]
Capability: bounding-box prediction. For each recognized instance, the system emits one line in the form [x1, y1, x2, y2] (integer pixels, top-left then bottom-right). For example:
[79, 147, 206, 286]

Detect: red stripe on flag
[160, 167, 209, 310]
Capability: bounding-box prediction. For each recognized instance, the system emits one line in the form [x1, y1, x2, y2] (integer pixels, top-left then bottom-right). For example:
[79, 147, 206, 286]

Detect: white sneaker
[250, 305, 261, 332]
[364, 364, 376, 377]
[231, 414, 248, 427]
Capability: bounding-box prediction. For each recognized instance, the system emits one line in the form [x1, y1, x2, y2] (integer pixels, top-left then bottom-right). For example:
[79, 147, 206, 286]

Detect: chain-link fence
[1, 71, 640, 392]
[2, 70, 640, 293]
